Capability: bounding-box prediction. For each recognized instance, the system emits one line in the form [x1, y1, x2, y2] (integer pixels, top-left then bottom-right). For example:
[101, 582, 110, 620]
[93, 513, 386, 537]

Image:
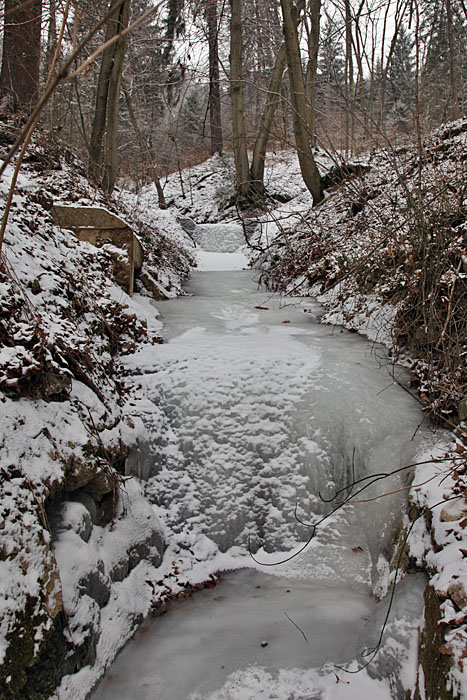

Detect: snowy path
[92, 225, 430, 700]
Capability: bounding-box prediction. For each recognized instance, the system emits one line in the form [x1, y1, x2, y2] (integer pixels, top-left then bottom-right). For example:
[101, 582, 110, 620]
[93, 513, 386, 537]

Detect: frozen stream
[92, 224, 431, 700]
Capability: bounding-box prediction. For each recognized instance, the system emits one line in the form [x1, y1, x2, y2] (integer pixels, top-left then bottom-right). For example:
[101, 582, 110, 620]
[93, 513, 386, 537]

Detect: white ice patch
[195, 249, 249, 271]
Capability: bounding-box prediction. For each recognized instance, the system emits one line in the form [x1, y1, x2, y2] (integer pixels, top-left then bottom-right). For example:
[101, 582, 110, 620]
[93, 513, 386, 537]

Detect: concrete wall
[52, 205, 143, 296]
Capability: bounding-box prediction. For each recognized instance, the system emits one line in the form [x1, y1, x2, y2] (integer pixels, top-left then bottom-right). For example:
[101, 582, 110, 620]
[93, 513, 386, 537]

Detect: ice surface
[126, 262, 426, 558]
[92, 569, 373, 700]
[92, 223, 434, 700]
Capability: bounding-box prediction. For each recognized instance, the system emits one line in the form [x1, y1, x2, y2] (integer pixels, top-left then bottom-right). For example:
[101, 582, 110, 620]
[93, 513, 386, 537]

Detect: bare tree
[250, 43, 286, 196]
[280, 0, 323, 204]
[122, 81, 167, 208]
[0, 0, 42, 113]
[206, 0, 223, 154]
[89, 0, 131, 193]
[445, 0, 461, 119]
[377, 0, 410, 132]
[230, 0, 250, 199]
[304, 0, 321, 147]
[344, 0, 354, 153]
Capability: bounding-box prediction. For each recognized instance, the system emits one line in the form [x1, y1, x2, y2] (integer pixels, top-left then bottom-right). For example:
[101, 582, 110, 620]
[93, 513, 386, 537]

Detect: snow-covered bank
[251, 122, 466, 424]
[0, 129, 194, 697]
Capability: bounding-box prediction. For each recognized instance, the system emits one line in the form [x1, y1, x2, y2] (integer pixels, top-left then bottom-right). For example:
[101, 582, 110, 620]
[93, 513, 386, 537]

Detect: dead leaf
[255, 306, 269, 310]
[439, 644, 454, 655]
[352, 546, 364, 553]
[282, 320, 291, 324]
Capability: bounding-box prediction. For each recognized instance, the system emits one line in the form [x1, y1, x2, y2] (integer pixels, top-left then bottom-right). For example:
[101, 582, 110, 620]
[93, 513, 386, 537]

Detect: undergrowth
[254, 121, 467, 425]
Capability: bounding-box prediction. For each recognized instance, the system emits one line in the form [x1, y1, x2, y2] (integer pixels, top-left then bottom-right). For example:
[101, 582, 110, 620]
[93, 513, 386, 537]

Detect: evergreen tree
[387, 24, 415, 132]
[421, 0, 466, 124]
[317, 14, 345, 108]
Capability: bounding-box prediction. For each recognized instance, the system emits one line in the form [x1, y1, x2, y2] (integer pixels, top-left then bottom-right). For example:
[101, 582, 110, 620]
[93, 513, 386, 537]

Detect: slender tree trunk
[45, 0, 57, 74]
[353, 19, 368, 139]
[89, 0, 130, 190]
[304, 0, 321, 148]
[89, 3, 119, 182]
[445, 0, 461, 120]
[102, 0, 130, 193]
[230, 0, 250, 199]
[280, 0, 323, 205]
[206, 0, 223, 155]
[123, 82, 167, 208]
[414, 2, 423, 195]
[250, 43, 286, 195]
[344, 0, 354, 154]
[0, 0, 42, 113]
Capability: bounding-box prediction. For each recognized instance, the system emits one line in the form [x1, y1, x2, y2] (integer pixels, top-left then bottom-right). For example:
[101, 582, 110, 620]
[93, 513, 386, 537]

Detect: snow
[0, 139, 191, 695]
[1, 129, 466, 700]
[194, 665, 392, 700]
[195, 249, 249, 270]
[90, 224, 439, 700]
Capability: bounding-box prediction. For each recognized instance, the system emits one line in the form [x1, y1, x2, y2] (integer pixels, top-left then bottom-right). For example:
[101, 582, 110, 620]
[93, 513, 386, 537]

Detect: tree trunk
[0, 0, 42, 113]
[89, 0, 130, 191]
[45, 0, 57, 75]
[230, 0, 250, 200]
[304, 0, 321, 148]
[280, 0, 323, 205]
[250, 43, 286, 196]
[123, 82, 167, 209]
[344, 0, 354, 154]
[445, 0, 461, 121]
[206, 0, 223, 155]
[101, 0, 130, 193]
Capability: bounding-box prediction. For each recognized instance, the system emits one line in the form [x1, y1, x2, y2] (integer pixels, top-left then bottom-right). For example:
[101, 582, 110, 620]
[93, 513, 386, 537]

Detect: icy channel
[93, 224, 431, 700]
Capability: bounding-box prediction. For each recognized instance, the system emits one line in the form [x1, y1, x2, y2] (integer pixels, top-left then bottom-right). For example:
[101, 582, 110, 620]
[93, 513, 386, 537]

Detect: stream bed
[92, 224, 434, 699]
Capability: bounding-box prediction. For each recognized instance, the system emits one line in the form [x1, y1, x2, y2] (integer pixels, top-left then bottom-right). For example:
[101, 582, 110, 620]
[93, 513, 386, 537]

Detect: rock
[415, 585, 454, 700]
[71, 490, 99, 525]
[78, 563, 111, 608]
[31, 278, 41, 294]
[440, 499, 467, 522]
[128, 529, 164, 571]
[177, 217, 198, 234]
[53, 500, 93, 543]
[64, 455, 96, 492]
[83, 469, 115, 501]
[109, 558, 130, 583]
[138, 270, 169, 301]
[108, 515, 165, 582]
[448, 582, 467, 611]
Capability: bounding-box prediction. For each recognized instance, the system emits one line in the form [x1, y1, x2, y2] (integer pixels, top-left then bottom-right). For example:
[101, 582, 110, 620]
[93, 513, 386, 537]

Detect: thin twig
[284, 612, 308, 642]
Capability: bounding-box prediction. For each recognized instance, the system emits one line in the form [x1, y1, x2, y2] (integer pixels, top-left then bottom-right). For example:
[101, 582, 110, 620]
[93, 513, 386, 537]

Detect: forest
[0, 0, 466, 194]
[0, 0, 466, 699]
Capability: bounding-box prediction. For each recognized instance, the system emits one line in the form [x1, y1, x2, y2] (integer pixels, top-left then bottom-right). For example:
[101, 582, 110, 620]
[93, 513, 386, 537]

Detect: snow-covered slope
[0, 129, 194, 698]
